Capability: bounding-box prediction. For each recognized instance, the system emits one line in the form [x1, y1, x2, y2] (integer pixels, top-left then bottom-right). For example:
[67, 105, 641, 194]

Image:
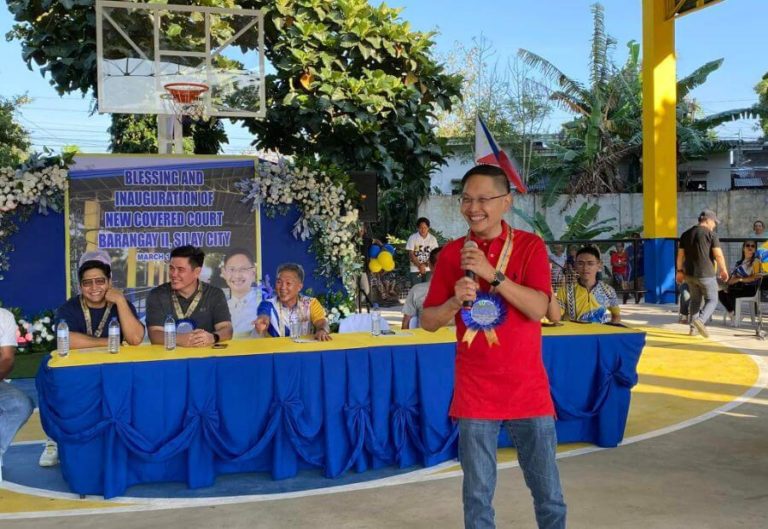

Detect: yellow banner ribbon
[461, 328, 500, 347]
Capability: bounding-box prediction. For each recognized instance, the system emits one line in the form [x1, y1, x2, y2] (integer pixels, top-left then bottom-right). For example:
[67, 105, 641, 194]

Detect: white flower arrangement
[0, 165, 68, 213]
[236, 158, 363, 297]
[12, 310, 57, 354]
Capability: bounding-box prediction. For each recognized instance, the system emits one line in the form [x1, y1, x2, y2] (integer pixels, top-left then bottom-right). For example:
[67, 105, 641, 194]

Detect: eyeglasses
[459, 193, 509, 207]
[224, 266, 255, 275]
[745, 244, 756, 248]
[575, 261, 600, 267]
[81, 277, 107, 287]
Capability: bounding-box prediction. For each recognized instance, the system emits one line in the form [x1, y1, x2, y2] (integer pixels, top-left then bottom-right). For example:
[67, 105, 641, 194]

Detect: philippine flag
[474, 116, 527, 193]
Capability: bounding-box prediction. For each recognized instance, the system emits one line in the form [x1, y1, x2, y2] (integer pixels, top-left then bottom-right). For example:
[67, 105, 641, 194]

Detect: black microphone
[462, 240, 478, 309]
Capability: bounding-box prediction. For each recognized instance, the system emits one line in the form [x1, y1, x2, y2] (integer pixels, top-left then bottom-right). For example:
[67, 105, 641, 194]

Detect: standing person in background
[0, 307, 34, 482]
[626, 232, 645, 303]
[610, 242, 630, 303]
[220, 248, 261, 336]
[676, 210, 729, 338]
[406, 217, 439, 285]
[548, 243, 567, 288]
[422, 164, 566, 529]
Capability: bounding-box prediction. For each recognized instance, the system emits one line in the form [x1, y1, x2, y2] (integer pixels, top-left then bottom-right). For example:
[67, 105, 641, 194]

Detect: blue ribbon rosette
[460, 292, 507, 346]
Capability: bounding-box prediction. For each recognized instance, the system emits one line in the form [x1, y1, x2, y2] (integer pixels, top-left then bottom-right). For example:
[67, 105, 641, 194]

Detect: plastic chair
[338, 313, 391, 334]
[725, 276, 765, 328]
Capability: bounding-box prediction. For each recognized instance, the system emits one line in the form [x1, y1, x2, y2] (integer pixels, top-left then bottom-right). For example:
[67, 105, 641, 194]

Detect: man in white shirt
[401, 247, 441, 329]
[0, 307, 34, 481]
[406, 217, 439, 285]
[220, 248, 261, 335]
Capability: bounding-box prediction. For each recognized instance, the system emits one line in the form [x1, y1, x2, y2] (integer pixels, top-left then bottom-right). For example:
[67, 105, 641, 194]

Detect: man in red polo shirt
[422, 164, 566, 529]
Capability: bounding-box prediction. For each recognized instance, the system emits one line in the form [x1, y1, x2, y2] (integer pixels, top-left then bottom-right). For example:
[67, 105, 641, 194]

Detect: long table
[37, 324, 645, 498]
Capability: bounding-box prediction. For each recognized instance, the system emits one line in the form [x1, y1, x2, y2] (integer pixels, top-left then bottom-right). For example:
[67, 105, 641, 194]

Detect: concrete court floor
[3, 303, 767, 529]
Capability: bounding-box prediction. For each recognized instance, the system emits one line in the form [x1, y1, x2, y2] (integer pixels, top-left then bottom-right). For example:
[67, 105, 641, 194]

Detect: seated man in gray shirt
[145, 245, 233, 347]
[401, 247, 441, 330]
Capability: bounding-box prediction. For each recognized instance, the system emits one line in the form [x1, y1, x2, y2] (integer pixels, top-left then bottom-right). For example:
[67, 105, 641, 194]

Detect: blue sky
[1, 0, 765, 155]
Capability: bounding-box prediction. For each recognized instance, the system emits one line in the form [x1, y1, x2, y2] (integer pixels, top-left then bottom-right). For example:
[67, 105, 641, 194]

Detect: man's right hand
[453, 276, 478, 307]
[675, 271, 685, 285]
[253, 316, 269, 336]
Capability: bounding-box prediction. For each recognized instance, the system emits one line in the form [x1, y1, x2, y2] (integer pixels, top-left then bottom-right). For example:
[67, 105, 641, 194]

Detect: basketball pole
[157, 114, 183, 154]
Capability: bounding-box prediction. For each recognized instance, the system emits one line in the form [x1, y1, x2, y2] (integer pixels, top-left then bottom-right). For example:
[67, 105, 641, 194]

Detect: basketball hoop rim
[163, 82, 209, 104]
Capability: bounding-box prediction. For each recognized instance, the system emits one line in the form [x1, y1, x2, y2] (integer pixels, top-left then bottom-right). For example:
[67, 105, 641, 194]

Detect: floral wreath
[235, 157, 362, 301]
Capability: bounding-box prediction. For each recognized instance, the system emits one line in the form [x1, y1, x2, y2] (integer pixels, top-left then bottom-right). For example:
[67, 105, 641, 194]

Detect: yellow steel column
[642, 0, 677, 237]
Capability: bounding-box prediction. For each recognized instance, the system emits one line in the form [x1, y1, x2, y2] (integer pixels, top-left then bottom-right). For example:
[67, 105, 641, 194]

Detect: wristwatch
[489, 271, 506, 287]
[212, 332, 220, 344]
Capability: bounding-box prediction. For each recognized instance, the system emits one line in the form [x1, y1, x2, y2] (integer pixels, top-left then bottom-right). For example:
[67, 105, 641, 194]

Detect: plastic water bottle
[371, 304, 382, 336]
[164, 314, 176, 351]
[290, 311, 301, 342]
[107, 317, 120, 354]
[56, 319, 70, 357]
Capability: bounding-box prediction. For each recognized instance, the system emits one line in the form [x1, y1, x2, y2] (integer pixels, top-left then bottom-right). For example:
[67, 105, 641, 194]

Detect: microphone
[462, 240, 478, 309]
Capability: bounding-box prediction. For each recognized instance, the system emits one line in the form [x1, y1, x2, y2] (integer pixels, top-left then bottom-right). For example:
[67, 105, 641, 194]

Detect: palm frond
[517, 48, 590, 104]
[677, 59, 724, 101]
[695, 105, 767, 129]
[512, 207, 554, 240]
[549, 91, 589, 115]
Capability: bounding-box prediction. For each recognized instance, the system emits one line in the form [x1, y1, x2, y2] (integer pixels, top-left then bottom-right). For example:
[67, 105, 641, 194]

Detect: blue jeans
[685, 276, 719, 326]
[0, 381, 34, 458]
[458, 417, 566, 529]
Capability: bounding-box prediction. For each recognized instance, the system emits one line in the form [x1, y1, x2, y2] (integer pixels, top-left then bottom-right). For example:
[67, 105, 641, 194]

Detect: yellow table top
[48, 322, 643, 369]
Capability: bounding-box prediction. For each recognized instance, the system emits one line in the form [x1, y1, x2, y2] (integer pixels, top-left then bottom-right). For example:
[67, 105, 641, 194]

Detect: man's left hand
[460, 245, 495, 283]
[188, 329, 214, 347]
[104, 288, 127, 305]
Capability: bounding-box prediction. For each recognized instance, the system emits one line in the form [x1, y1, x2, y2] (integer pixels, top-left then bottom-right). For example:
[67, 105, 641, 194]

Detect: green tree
[7, 0, 461, 235]
[754, 72, 768, 137]
[0, 95, 31, 167]
[433, 37, 552, 184]
[108, 115, 159, 154]
[108, 114, 228, 155]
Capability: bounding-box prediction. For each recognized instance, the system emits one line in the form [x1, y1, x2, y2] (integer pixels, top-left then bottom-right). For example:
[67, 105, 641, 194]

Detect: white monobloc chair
[338, 313, 391, 334]
[725, 276, 766, 328]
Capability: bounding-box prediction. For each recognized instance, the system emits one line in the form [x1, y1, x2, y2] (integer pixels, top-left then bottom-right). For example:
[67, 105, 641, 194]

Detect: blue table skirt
[37, 333, 645, 498]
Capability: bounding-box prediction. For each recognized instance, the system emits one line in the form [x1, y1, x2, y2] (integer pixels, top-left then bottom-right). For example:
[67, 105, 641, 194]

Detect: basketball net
[162, 82, 209, 122]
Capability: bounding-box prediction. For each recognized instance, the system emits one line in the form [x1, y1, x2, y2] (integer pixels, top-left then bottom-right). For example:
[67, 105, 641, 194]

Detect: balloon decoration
[367, 243, 395, 272]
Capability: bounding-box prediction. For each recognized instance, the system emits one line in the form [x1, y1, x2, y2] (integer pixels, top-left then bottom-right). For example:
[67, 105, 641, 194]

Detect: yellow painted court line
[0, 489, 128, 514]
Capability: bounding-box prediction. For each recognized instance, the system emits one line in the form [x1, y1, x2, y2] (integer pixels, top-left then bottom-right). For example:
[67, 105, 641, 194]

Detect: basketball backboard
[95, 0, 265, 119]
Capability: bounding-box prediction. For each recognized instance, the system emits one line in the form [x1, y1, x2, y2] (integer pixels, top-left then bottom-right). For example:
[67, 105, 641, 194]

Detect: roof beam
[666, 0, 726, 20]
